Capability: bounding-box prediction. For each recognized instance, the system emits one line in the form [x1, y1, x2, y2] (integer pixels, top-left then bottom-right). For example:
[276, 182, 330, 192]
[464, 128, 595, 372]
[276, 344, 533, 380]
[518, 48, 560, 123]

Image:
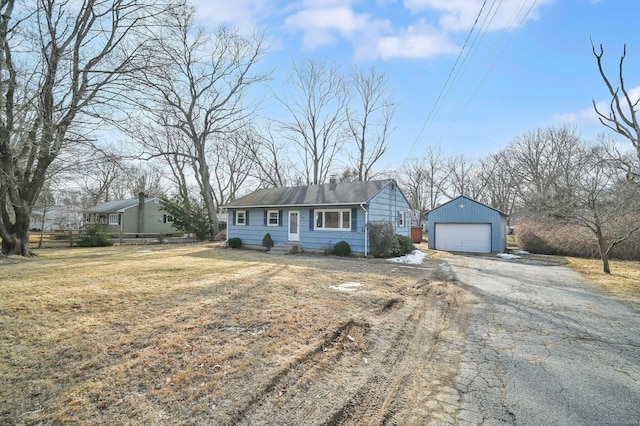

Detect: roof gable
[429, 195, 507, 216]
[223, 179, 397, 208]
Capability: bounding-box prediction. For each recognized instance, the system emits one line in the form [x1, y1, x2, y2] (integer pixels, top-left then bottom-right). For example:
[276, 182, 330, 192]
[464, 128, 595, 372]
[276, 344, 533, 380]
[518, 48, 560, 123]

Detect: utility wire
[402, 0, 488, 168]
[435, 0, 538, 147]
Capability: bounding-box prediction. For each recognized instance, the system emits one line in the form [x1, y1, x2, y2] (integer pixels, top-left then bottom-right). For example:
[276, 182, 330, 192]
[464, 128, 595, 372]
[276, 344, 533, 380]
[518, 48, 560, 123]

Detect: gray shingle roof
[84, 198, 153, 213]
[223, 179, 395, 208]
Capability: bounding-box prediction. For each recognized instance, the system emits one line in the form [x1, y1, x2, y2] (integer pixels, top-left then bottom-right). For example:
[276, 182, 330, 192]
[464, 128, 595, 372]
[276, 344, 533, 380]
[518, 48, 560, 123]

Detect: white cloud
[554, 86, 640, 125]
[284, 6, 373, 49]
[191, 0, 275, 31]
[365, 21, 458, 60]
[285, 4, 457, 60]
[404, 0, 553, 32]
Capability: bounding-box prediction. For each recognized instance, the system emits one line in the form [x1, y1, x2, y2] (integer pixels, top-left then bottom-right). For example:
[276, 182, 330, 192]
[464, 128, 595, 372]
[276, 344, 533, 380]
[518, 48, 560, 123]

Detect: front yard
[1, 244, 465, 424]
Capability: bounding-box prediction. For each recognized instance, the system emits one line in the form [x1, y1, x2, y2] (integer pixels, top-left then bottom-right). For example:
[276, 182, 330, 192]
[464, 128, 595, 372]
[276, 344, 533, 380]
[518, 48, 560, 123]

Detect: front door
[288, 210, 300, 242]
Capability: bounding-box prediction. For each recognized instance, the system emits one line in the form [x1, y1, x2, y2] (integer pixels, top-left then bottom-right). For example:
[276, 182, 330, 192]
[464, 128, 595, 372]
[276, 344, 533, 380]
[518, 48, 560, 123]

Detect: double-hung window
[108, 213, 120, 225]
[315, 209, 351, 230]
[236, 210, 246, 226]
[398, 211, 405, 227]
[267, 210, 279, 226]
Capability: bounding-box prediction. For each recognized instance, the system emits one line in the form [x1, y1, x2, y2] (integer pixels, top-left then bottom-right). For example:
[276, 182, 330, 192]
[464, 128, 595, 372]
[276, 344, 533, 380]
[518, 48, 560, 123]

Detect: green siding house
[83, 194, 179, 235]
[222, 179, 411, 256]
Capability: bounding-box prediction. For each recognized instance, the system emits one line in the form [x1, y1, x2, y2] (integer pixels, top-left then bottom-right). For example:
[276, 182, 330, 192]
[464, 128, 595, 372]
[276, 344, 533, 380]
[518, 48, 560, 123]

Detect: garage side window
[398, 211, 405, 227]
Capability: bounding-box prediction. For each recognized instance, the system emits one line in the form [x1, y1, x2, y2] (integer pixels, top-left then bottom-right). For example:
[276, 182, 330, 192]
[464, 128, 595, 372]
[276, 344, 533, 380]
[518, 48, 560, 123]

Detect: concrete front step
[267, 243, 302, 255]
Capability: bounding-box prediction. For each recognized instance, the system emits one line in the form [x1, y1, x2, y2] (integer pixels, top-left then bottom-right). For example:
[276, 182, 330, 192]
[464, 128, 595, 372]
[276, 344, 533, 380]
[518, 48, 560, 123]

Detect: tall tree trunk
[0, 206, 31, 256]
[197, 159, 218, 240]
[595, 226, 611, 274]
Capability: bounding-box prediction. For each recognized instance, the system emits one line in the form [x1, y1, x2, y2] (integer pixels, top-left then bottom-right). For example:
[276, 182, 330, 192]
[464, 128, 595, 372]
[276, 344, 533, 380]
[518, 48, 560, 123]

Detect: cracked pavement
[442, 254, 640, 425]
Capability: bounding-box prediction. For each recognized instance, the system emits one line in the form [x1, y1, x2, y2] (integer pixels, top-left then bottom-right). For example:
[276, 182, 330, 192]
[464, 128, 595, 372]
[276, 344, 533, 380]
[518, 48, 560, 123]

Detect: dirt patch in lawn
[0, 244, 469, 425]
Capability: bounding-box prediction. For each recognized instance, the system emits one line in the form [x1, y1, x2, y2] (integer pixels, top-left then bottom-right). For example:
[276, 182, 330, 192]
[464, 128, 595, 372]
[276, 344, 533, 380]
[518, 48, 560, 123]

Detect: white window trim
[236, 210, 246, 226]
[108, 213, 119, 225]
[399, 211, 405, 228]
[267, 210, 279, 226]
[314, 209, 351, 231]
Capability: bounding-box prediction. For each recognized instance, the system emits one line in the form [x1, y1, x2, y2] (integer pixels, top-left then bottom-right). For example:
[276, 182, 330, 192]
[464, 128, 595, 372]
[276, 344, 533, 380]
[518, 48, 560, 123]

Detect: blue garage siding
[368, 182, 411, 238]
[427, 197, 507, 252]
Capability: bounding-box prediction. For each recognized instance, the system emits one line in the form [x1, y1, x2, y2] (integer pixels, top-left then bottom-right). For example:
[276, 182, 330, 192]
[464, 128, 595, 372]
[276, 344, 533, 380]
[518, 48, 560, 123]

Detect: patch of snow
[387, 250, 427, 265]
[512, 250, 530, 255]
[497, 253, 521, 260]
[330, 282, 362, 292]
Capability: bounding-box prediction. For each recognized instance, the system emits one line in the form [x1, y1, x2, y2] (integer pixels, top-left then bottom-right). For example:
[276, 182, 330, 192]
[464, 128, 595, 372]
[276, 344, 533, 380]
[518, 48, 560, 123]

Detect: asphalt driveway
[442, 254, 640, 425]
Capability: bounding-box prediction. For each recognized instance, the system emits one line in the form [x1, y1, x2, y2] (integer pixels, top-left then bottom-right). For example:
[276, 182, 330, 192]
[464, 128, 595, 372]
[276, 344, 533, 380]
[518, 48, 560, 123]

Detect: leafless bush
[369, 221, 400, 258]
[517, 220, 640, 260]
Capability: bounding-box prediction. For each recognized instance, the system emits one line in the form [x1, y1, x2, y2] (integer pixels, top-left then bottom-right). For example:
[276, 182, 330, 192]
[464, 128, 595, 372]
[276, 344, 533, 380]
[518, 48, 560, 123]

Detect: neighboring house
[83, 193, 179, 235]
[31, 205, 84, 231]
[222, 179, 411, 256]
[427, 195, 507, 253]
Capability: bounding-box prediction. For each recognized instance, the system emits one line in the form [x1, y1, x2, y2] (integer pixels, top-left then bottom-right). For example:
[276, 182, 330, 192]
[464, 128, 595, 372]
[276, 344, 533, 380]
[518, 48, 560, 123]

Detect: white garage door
[435, 223, 492, 253]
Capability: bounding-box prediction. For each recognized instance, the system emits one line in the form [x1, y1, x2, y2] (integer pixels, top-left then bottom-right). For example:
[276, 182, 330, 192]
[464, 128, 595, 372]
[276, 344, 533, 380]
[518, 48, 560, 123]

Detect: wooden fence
[29, 231, 189, 248]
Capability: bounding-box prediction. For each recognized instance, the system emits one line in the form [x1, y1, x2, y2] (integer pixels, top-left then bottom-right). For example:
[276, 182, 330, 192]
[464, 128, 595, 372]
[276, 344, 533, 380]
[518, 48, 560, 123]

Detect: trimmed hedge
[333, 241, 351, 256]
[262, 233, 274, 250]
[228, 237, 242, 249]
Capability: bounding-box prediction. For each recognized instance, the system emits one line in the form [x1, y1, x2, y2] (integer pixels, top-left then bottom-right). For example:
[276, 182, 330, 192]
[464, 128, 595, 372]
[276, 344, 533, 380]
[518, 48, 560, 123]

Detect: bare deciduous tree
[478, 151, 520, 218]
[135, 5, 268, 238]
[278, 58, 349, 185]
[210, 128, 255, 204]
[78, 151, 125, 205]
[398, 147, 448, 226]
[0, 0, 168, 255]
[442, 154, 484, 199]
[505, 125, 583, 204]
[245, 124, 293, 188]
[347, 66, 396, 181]
[537, 141, 640, 274]
[592, 42, 640, 186]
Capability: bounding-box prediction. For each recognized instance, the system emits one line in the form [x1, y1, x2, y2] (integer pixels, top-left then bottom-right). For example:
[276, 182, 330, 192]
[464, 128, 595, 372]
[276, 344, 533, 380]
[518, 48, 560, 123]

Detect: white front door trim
[288, 210, 300, 242]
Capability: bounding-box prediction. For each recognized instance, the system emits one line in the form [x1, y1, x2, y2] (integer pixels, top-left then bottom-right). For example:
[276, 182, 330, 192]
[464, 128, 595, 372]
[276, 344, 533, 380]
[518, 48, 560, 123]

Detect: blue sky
[191, 0, 640, 169]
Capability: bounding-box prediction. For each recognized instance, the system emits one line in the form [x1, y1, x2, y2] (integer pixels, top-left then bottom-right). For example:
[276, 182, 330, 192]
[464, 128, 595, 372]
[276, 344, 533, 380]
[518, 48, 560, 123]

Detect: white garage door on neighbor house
[434, 223, 492, 253]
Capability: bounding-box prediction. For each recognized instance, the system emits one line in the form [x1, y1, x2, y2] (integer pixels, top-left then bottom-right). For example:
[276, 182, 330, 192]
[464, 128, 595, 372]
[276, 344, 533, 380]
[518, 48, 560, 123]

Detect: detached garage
[428, 196, 507, 253]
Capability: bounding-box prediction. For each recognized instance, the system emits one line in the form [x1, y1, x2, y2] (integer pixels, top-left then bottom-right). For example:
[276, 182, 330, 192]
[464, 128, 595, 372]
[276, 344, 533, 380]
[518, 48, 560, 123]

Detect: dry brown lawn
[0, 244, 466, 425]
[567, 257, 640, 308]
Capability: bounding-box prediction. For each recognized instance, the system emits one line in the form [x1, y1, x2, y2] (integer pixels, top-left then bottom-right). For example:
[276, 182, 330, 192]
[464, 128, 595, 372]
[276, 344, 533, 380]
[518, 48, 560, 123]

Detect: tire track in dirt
[230, 265, 469, 426]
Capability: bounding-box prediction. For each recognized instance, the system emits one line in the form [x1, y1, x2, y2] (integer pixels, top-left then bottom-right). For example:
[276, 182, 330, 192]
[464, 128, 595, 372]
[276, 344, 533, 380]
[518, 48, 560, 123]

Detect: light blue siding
[368, 181, 411, 238]
[427, 196, 507, 252]
[228, 206, 367, 253]
[226, 180, 411, 254]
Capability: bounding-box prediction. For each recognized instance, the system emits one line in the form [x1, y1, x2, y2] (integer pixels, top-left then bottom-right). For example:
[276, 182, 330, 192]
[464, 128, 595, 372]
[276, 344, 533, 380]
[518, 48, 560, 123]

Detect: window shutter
[278, 210, 283, 226]
[309, 209, 314, 230]
[264, 210, 268, 226]
[245, 211, 249, 226]
[351, 208, 357, 232]
[398, 211, 401, 226]
[232, 211, 236, 226]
